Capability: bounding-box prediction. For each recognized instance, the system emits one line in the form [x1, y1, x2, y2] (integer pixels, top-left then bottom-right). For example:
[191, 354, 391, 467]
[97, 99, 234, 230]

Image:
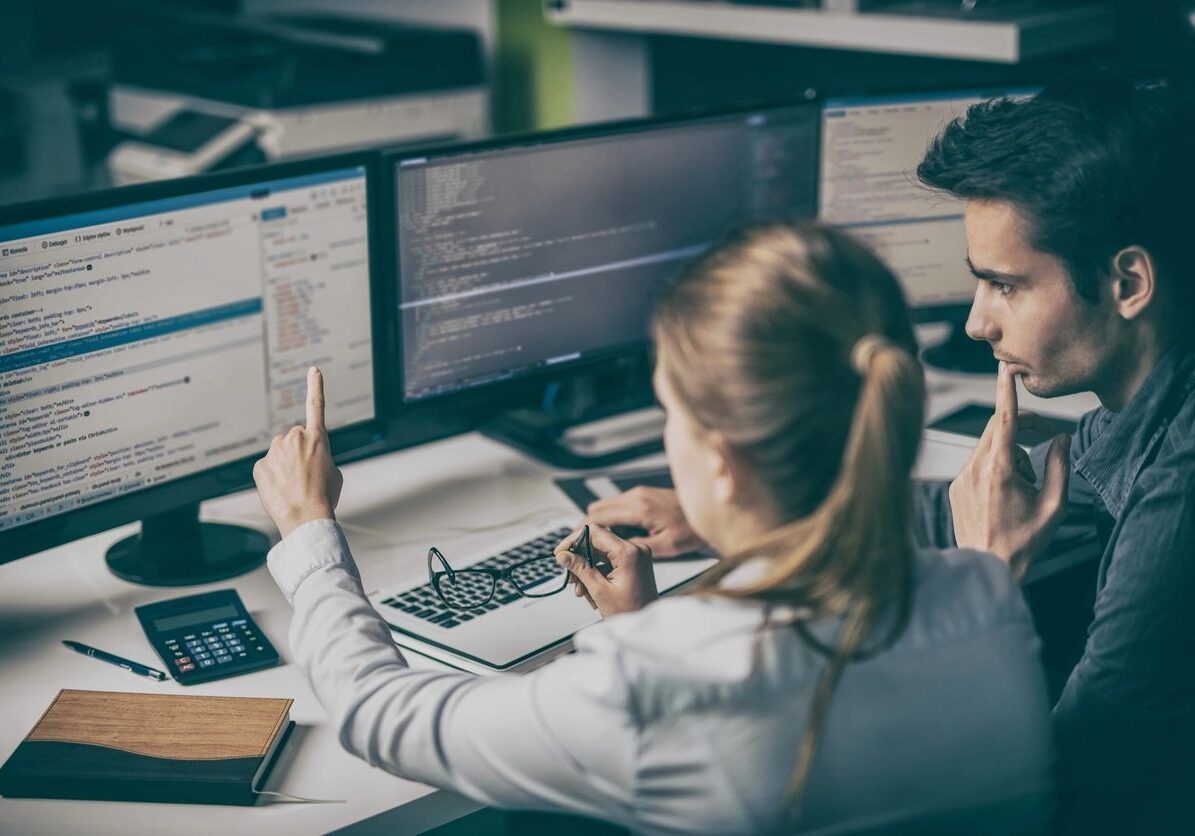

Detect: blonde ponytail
[653, 221, 926, 821]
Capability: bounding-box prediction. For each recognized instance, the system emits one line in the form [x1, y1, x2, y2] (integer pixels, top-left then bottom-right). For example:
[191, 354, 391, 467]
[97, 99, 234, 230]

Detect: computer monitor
[819, 86, 1035, 371]
[385, 103, 820, 465]
[0, 154, 389, 585]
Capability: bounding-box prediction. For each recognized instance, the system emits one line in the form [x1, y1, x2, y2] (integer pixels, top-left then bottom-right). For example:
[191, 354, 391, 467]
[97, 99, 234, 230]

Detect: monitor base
[921, 321, 998, 375]
[106, 503, 269, 587]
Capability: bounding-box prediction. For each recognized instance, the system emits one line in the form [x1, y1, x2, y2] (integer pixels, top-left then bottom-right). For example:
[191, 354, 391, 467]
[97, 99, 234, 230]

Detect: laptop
[366, 506, 716, 675]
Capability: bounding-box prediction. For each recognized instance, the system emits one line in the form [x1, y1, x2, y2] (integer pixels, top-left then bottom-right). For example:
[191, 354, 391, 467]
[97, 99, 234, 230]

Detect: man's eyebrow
[965, 257, 1026, 282]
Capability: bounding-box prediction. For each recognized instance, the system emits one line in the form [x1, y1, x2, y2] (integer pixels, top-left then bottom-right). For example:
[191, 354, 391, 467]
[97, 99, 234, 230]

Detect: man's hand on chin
[949, 362, 1071, 579]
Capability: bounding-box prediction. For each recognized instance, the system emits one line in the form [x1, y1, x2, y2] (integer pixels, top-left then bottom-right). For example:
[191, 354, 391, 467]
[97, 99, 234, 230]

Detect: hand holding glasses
[428, 525, 596, 611]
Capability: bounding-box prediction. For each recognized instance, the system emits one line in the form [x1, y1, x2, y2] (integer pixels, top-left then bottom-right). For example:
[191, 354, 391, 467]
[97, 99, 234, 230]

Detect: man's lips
[995, 355, 1029, 374]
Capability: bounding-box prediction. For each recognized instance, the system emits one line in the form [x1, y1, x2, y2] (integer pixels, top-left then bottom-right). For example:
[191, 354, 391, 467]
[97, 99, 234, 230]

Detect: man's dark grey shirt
[914, 347, 1195, 833]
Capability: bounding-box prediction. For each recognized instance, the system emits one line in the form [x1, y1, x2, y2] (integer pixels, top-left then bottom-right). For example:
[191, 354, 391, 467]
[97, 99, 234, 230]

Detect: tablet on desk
[928, 403, 1078, 449]
[554, 466, 673, 538]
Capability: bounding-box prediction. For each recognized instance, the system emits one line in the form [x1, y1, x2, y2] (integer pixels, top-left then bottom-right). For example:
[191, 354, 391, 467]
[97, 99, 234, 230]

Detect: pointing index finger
[993, 360, 1019, 449]
[306, 366, 326, 434]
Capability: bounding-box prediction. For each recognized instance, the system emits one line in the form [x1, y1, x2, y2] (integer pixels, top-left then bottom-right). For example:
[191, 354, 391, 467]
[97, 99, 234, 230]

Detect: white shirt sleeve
[267, 519, 638, 821]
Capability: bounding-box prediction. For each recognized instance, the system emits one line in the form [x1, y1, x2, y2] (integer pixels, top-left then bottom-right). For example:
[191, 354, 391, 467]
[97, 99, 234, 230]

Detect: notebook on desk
[0, 689, 293, 805]
[367, 505, 716, 676]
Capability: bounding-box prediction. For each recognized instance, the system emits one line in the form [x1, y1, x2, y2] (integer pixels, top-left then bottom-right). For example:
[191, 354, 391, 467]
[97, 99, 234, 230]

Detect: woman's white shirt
[268, 519, 1054, 835]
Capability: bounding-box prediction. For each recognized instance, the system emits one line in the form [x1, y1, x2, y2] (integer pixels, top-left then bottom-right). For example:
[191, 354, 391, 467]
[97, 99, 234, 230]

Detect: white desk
[0, 368, 1098, 836]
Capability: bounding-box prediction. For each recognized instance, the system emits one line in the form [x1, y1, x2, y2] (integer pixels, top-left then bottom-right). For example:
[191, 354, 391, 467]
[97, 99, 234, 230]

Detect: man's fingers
[1014, 445, 1037, 484]
[1017, 412, 1052, 434]
[586, 496, 646, 528]
[1038, 434, 1072, 524]
[306, 366, 326, 434]
[628, 534, 674, 560]
[992, 361, 1019, 449]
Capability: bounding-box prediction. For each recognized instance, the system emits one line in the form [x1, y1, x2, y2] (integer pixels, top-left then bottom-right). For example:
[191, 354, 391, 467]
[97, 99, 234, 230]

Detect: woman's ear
[1110, 246, 1157, 321]
[709, 433, 751, 506]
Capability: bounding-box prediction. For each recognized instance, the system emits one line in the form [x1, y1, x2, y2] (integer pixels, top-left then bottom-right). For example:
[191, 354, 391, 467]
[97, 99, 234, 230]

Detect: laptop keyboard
[378, 526, 573, 630]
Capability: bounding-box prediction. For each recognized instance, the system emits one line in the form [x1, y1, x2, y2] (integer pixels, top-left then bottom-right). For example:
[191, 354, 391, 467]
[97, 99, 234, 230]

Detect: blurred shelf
[544, 1, 1116, 63]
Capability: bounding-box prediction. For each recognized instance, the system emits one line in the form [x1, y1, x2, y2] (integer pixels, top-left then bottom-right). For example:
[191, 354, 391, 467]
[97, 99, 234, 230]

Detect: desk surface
[0, 367, 1098, 835]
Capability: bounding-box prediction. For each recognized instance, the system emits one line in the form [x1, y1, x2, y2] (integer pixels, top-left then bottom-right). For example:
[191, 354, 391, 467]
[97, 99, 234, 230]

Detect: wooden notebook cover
[27, 689, 292, 760]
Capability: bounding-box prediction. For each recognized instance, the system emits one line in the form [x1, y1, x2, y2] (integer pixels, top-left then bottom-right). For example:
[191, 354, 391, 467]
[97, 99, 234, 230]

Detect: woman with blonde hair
[255, 221, 1054, 834]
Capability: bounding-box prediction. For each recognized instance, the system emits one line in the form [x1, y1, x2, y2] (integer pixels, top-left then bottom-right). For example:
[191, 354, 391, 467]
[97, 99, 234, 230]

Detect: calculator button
[176, 656, 191, 664]
[215, 655, 232, 665]
[231, 619, 247, 626]
[200, 630, 213, 637]
[193, 651, 211, 660]
[227, 643, 244, 652]
[199, 659, 215, 668]
[177, 662, 195, 672]
[183, 634, 197, 641]
[212, 622, 228, 629]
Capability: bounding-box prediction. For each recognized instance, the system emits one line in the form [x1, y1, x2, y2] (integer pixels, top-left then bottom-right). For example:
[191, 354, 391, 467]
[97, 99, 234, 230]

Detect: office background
[2, 0, 1194, 206]
[0, 2, 1190, 834]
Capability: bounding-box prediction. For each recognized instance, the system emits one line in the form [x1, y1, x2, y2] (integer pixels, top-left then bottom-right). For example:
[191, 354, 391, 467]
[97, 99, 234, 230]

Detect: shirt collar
[1076, 347, 1195, 518]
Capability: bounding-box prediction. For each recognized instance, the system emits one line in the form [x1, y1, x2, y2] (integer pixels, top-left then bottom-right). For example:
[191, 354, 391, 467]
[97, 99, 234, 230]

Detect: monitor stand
[106, 502, 269, 586]
[921, 321, 998, 375]
[484, 404, 664, 469]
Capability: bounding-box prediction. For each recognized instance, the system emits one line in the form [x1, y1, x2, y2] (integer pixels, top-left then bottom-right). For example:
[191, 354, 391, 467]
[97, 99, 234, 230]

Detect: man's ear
[1110, 246, 1157, 321]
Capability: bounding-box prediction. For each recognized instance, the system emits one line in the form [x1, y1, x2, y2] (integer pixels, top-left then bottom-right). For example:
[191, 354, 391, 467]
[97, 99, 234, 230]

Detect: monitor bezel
[0, 151, 395, 564]
[380, 98, 822, 420]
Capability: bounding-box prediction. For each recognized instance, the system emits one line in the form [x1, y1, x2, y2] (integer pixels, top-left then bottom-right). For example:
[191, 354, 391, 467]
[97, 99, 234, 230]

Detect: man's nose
[964, 290, 1001, 343]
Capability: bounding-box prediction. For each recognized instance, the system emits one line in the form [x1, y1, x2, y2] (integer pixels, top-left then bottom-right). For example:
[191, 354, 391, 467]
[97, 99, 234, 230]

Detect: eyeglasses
[428, 525, 594, 611]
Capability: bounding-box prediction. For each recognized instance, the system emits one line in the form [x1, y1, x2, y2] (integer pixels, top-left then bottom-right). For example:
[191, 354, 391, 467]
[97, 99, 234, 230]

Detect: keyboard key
[440, 619, 459, 629]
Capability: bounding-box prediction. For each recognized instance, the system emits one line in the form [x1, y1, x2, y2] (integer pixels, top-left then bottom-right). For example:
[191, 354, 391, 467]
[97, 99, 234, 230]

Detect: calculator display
[152, 604, 240, 632]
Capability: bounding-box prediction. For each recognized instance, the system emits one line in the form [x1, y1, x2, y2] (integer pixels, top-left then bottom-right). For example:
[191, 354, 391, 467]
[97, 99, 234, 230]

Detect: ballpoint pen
[62, 640, 167, 682]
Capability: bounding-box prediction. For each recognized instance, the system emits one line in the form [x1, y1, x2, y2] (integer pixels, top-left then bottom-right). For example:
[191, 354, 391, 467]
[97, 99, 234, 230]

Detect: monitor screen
[392, 105, 819, 402]
[0, 165, 375, 532]
[819, 88, 1033, 312]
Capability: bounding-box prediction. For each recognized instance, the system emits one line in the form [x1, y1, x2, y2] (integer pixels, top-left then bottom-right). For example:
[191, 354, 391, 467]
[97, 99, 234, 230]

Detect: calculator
[135, 589, 279, 685]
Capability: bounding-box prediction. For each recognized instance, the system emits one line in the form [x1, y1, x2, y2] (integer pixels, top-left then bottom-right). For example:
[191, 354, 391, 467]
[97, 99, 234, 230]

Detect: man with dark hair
[912, 75, 1194, 834]
[587, 75, 1194, 833]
